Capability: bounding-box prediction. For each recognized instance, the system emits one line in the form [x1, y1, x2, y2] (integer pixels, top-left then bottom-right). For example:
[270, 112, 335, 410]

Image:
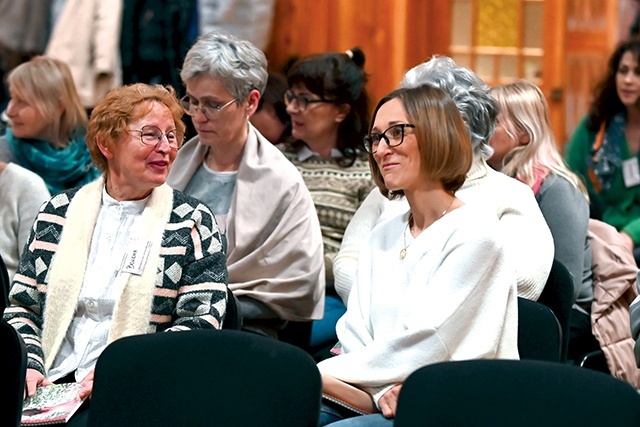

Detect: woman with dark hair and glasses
[167, 32, 325, 339]
[317, 84, 518, 426]
[3, 83, 228, 423]
[279, 47, 374, 353]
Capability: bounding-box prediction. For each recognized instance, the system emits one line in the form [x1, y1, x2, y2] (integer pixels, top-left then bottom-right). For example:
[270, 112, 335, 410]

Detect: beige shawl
[168, 124, 325, 321]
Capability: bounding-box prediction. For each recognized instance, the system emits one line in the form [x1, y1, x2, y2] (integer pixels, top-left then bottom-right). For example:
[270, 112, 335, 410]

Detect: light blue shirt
[183, 163, 237, 254]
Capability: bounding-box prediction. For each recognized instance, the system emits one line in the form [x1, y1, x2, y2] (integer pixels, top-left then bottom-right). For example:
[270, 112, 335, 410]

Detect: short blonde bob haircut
[369, 84, 472, 199]
[87, 83, 186, 172]
[8, 56, 87, 148]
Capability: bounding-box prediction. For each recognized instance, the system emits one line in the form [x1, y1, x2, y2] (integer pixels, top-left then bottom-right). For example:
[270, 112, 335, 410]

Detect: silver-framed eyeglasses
[127, 125, 182, 150]
[180, 96, 237, 119]
[363, 123, 416, 154]
[284, 90, 333, 112]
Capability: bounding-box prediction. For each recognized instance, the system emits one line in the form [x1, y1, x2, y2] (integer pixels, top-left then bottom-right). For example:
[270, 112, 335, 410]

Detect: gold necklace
[400, 198, 455, 260]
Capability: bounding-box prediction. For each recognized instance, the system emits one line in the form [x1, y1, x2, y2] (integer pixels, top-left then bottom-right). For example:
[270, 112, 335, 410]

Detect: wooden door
[444, 0, 620, 146]
[264, 0, 453, 110]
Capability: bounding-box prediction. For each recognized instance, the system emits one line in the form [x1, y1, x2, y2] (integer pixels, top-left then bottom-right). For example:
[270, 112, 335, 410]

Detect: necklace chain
[400, 198, 455, 260]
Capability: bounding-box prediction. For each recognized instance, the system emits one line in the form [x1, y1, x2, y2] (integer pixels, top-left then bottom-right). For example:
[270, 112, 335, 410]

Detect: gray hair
[181, 32, 268, 100]
[400, 56, 497, 160]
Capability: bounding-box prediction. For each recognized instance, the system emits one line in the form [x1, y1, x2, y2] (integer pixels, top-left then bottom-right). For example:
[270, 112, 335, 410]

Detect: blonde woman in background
[0, 56, 99, 194]
[488, 80, 594, 362]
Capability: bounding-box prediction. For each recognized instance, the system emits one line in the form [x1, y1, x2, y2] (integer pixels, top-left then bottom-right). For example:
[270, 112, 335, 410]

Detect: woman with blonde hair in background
[0, 56, 99, 194]
[488, 80, 594, 362]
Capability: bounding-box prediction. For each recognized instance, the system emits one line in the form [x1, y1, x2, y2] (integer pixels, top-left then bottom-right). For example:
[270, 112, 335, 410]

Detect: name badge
[622, 157, 640, 188]
[121, 239, 152, 275]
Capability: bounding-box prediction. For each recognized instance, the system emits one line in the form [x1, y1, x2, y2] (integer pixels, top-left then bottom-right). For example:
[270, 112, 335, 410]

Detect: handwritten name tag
[121, 240, 152, 275]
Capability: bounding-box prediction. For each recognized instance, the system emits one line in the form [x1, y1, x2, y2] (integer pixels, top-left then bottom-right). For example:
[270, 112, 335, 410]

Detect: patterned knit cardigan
[4, 178, 228, 375]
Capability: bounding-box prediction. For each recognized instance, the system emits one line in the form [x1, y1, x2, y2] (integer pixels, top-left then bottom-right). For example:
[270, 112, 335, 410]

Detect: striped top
[4, 179, 228, 374]
[281, 145, 375, 266]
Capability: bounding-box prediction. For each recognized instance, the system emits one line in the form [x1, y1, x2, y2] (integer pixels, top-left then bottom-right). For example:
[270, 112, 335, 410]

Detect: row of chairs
[6, 323, 639, 427]
[0, 255, 626, 426]
[1, 298, 561, 426]
[30, 330, 640, 426]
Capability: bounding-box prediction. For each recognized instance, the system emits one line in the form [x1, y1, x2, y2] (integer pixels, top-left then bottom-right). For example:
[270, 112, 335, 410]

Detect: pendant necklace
[400, 198, 455, 260]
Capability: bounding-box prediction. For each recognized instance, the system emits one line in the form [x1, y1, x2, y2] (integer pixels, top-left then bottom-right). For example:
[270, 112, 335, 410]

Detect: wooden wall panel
[265, 0, 623, 146]
[264, 0, 447, 107]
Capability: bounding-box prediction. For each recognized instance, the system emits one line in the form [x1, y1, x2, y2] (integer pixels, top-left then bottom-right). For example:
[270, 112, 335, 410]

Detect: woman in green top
[565, 37, 640, 265]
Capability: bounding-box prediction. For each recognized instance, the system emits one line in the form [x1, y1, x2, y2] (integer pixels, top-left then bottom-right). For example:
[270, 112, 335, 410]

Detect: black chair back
[222, 287, 242, 330]
[88, 329, 322, 427]
[395, 359, 640, 427]
[0, 252, 11, 314]
[537, 258, 574, 360]
[0, 319, 27, 427]
[518, 297, 562, 361]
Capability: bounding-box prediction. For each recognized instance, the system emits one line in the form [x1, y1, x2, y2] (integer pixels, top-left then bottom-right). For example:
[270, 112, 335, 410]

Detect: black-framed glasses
[284, 90, 333, 112]
[127, 125, 183, 150]
[180, 96, 237, 119]
[363, 123, 416, 154]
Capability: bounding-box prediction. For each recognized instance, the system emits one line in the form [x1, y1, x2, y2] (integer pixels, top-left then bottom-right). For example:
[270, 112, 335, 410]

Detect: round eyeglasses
[284, 90, 333, 112]
[127, 125, 183, 150]
[363, 123, 416, 154]
[180, 96, 237, 120]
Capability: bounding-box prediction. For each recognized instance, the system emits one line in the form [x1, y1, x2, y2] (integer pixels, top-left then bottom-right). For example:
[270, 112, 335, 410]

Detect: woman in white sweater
[317, 84, 519, 426]
[0, 162, 49, 279]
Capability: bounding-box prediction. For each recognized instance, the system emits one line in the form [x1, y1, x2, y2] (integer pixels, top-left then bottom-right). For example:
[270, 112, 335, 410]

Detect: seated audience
[488, 80, 594, 362]
[0, 161, 50, 279]
[279, 47, 374, 351]
[0, 56, 99, 194]
[333, 56, 554, 305]
[565, 37, 640, 265]
[167, 32, 325, 338]
[251, 72, 291, 144]
[318, 84, 518, 426]
[3, 84, 228, 425]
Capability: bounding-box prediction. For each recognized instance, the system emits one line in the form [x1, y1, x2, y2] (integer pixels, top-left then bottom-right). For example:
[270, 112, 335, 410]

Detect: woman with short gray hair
[168, 32, 325, 338]
[179, 32, 268, 101]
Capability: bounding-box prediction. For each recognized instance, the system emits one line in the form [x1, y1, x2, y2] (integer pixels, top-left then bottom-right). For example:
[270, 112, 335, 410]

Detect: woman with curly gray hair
[333, 56, 554, 305]
[167, 32, 325, 338]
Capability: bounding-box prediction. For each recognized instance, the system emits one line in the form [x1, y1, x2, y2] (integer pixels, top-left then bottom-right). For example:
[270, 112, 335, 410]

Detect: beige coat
[45, 0, 123, 108]
[589, 219, 640, 388]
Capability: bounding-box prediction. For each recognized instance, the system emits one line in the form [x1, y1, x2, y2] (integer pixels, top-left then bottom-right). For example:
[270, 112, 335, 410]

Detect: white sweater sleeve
[333, 188, 386, 304]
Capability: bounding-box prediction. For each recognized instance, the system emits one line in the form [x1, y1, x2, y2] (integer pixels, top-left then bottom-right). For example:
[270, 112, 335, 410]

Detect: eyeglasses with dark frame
[127, 125, 183, 150]
[363, 123, 416, 154]
[180, 96, 237, 119]
[284, 90, 333, 112]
